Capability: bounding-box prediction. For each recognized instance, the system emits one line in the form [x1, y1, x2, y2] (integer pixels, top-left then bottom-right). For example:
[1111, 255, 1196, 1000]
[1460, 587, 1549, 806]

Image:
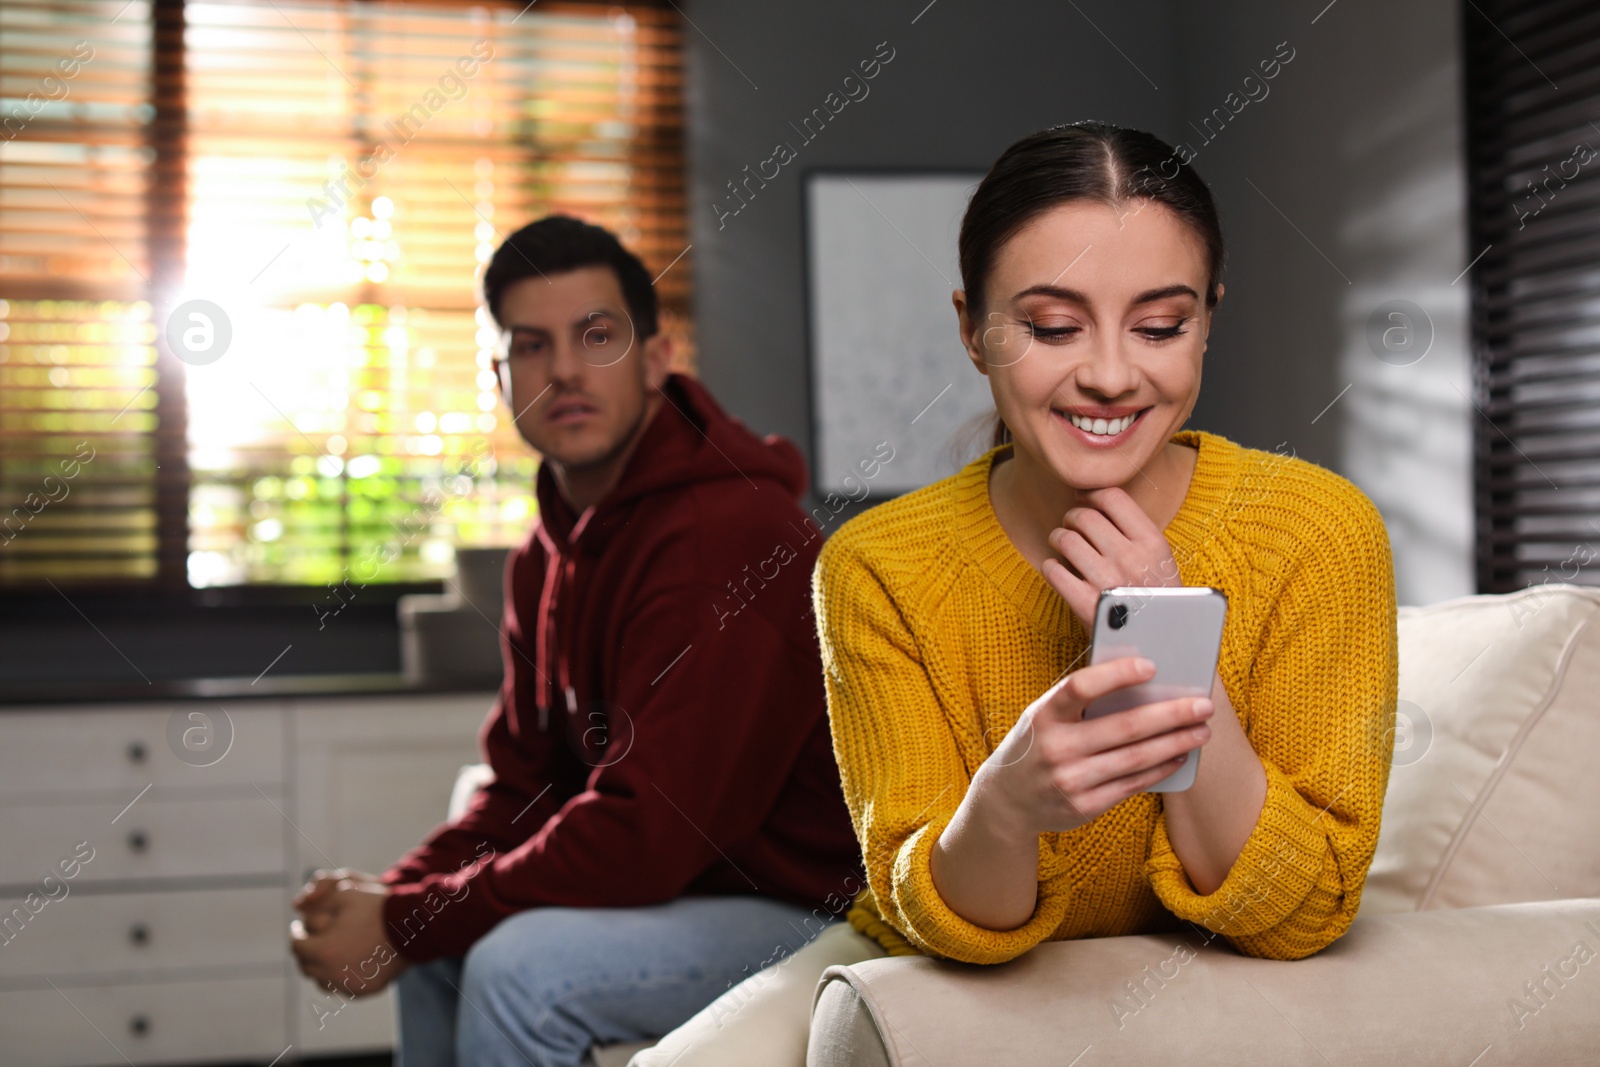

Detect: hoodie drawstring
[533, 507, 594, 732]
[534, 529, 560, 733]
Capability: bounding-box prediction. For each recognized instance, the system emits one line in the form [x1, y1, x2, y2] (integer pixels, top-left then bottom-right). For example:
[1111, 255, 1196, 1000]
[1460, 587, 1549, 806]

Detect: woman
[634, 121, 1397, 1066]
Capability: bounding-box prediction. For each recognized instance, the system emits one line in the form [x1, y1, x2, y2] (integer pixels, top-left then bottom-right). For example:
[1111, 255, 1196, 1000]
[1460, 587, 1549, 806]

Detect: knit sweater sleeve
[1143, 484, 1399, 960]
[816, 534, 1065, 964]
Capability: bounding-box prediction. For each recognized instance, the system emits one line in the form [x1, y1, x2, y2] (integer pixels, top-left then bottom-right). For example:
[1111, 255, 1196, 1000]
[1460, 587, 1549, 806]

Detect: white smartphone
[1081, 586, 1228, 793]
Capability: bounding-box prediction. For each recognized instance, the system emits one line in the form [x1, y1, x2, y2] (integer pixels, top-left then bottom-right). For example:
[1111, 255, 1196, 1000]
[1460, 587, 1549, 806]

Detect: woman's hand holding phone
[980, 655, 1214, 835]
[933, 655, 1215, 930]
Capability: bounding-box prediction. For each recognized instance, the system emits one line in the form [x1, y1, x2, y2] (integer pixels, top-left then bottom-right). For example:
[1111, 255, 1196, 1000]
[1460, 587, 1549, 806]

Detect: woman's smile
[1051, 404, 1152, 447]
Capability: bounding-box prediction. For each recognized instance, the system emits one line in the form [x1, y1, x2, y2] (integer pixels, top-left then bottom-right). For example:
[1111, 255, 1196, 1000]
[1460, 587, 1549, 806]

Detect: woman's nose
[1073, 338, 1137, 397]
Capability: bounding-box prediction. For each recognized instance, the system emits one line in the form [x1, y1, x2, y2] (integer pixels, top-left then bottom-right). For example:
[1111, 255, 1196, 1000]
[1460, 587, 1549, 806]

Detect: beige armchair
[809, 584, 1600, 1065]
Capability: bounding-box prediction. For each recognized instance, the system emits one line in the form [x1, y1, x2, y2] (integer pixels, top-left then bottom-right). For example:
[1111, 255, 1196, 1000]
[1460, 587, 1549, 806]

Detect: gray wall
[1169, 0, 1474, 608]
[683, 0, 1472, 607]
[680, 0, 1179, 464]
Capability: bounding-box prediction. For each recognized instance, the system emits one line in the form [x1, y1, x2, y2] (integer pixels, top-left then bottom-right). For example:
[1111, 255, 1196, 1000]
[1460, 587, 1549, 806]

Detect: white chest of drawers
[0, 690, 492, 1066]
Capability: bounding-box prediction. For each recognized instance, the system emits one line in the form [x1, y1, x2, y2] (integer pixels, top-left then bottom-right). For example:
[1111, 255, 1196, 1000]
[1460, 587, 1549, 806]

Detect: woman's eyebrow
[1011, 284, 1090, 305]
[1129, 284, 1199, 305]
[1009, 283, 1199, 307]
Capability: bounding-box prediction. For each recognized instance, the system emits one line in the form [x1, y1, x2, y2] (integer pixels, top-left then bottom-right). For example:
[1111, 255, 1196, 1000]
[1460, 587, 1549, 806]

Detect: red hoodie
[381, 373, 864, 962]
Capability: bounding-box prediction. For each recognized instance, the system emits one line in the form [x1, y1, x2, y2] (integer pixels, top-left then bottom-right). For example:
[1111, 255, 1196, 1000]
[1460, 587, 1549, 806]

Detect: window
[1, 2, 156, 583]
[1463, 0, 1600, 592]
[1, 0, 691, 591]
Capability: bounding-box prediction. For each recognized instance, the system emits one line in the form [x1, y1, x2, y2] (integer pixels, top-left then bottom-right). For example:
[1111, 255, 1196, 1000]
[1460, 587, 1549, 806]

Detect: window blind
[0, 0, 690, 591]
[0, 1, 158, 583]
[1463, 0, 1600, 592]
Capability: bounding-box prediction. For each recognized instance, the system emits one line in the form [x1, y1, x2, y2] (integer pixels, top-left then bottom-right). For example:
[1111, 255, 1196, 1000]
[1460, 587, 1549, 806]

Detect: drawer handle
[126, 830, 149, 853]
[128, 923, 150, 947]
[126, 740, 147, 764]
[129, 1014, 150, 1037]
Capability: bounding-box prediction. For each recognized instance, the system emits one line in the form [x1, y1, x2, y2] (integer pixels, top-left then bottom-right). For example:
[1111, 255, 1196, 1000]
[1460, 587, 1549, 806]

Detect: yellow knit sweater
[812, 429, 1399, 965]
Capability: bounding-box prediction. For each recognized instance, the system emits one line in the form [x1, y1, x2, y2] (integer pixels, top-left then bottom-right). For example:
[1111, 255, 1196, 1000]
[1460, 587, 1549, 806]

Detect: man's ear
[641, 331, 674, 391]
[493, 355, 509, 406]
[952, 289, 991, 378]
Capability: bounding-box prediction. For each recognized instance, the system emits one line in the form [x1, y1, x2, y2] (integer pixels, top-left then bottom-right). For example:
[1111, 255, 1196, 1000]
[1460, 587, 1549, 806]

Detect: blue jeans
[393, 895, 831, 1067]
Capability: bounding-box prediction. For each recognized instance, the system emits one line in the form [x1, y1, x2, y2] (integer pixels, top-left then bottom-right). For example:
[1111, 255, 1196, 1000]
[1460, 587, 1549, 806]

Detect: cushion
[1364, 583, 1600, 912]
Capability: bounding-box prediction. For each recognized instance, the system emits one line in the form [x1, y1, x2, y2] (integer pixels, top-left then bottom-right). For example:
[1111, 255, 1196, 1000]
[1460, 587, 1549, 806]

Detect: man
[289, 216, 862, 1066]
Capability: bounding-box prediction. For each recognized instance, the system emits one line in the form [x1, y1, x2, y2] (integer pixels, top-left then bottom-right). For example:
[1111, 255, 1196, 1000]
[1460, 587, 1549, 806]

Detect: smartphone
[1081, 586, 1228, 792]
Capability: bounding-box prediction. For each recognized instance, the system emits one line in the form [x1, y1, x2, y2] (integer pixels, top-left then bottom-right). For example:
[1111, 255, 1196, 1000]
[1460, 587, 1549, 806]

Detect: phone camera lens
[1108, 603, 1128, 630]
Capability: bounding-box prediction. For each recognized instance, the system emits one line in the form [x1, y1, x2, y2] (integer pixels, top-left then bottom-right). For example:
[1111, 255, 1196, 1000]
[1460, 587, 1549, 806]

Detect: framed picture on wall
[802, 169, 993, 498]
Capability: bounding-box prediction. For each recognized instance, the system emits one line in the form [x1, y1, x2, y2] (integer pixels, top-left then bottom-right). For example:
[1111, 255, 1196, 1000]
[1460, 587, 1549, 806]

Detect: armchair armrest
[814, 898, 1600, 1066]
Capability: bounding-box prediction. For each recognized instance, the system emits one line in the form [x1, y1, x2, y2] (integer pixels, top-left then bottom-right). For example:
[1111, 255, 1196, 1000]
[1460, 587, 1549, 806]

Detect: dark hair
[957, 122, 1225, 447]
[481, 214, 659, 338]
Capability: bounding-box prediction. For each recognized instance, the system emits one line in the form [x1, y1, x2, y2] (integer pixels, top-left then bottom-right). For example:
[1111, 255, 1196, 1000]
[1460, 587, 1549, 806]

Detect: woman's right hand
[980, 655, 1214, 835]
[929, 655, 1215, 932]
